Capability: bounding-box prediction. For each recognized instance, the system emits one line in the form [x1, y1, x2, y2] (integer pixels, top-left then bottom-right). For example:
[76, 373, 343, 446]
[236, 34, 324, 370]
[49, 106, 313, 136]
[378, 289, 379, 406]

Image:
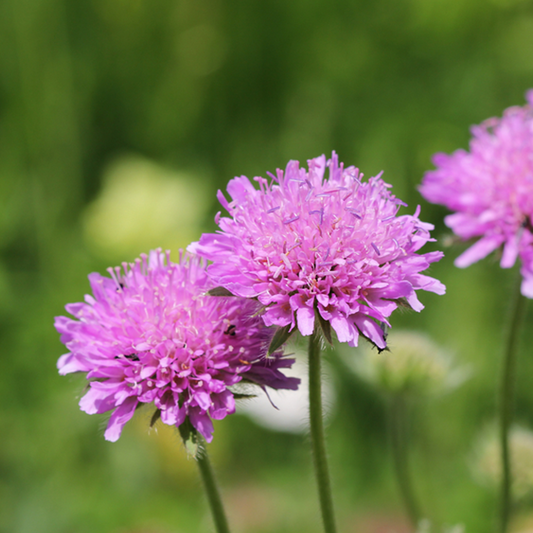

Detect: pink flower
[189, 153, 445, 350]
[55, 250, 299, 442]
[420, 91, 533, 297]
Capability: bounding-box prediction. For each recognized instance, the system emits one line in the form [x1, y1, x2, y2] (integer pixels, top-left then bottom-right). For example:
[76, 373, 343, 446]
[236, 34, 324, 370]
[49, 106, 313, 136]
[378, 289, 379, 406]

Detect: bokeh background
[2, 0, 533, 531]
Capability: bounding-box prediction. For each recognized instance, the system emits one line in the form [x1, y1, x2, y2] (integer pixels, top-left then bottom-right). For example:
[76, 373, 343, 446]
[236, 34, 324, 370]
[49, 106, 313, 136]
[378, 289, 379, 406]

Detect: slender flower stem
[308, 330, 337, 533]
[499, 273, 528, 533]
[197, 440, 231, 533]
[389, 394, 421, 528]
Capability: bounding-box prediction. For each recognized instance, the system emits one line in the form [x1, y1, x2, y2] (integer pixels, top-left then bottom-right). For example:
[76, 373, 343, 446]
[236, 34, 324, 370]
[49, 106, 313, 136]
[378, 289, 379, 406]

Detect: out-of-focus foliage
[473, 425, 533, 502]
[1, 0, 533, 531]
[345, 330, 467, 397]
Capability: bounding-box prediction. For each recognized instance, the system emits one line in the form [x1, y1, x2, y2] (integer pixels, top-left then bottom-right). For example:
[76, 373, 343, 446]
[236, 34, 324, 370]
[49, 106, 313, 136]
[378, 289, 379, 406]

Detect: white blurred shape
[236, 348, 335, 434]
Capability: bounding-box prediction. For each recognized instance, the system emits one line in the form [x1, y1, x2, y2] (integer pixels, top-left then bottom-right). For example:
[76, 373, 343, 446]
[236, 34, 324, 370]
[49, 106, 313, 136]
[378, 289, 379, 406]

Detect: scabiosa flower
[55, 250, 299, 442]
[188, 153, 445, 350]
[420, 91, 533, 297]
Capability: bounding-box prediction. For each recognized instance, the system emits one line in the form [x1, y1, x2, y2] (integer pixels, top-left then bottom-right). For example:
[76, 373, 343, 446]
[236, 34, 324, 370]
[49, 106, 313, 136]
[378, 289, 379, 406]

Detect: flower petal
[455, 236, 503, 268]
[189, 408, 214, 442]
[104, 397, 138, 442]
[354, 316, 386, 350]
[296, 306, 315, 336]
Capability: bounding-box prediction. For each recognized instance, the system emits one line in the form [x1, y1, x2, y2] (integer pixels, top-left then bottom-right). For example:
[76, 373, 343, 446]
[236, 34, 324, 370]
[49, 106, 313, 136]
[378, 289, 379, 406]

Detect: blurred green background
[2, 0, 533, 531]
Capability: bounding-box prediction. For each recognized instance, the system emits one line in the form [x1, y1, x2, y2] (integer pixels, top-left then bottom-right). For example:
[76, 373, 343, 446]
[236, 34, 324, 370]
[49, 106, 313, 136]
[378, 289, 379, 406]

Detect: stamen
[283, 215, 300, 224]
[316, 189, 341, 197]
[287, 241, 302, 253]
[346, 209, 362, 219]
[309, 209, 324, 225]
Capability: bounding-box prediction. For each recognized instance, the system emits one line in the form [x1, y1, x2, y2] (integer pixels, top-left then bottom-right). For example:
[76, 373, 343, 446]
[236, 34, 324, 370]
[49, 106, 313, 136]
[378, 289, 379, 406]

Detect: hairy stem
[308, 330, 337, 533]
[499, 273, 528, 533]
[197, 440, 231, 533]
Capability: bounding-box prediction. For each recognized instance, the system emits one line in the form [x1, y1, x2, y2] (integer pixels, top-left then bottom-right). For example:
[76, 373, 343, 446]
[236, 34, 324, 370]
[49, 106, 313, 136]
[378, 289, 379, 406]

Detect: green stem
[499, 273, 528, 533]
[389, 394, 422, 528]
[197, 440, 231, 533]
[308, 330, 337, 533]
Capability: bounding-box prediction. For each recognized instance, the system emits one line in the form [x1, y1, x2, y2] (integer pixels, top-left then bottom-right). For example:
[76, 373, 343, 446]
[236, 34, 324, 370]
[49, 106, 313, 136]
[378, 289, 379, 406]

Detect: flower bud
[348, 330, 465, 397]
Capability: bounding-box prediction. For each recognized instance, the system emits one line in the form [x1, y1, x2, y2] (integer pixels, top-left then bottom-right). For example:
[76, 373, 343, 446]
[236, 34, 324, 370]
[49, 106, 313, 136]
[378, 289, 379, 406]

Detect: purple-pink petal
[353, 316, 386, 350]
[421, 90, 533, 296]
[454, 235, 503, 268]
[79, 386, 117, 415]
[104, 397, 138, 442]
[190, 152, 444, 349]
[189, 407, 215, 442]
[55, 250, 300, 442]
[330, 314, 355, 345]
[501, 233, 521, 269]
[521, 274, 533, 298]
[57, 353, 91, 375]
[296, 306, 315, 336]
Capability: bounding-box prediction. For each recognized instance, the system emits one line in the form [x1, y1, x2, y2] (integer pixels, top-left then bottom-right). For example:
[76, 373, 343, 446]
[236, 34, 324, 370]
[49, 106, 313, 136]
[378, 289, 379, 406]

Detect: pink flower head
[420, 91, 533, 297]
[188, 153, 445, 350]
[55, 250, 299, 442]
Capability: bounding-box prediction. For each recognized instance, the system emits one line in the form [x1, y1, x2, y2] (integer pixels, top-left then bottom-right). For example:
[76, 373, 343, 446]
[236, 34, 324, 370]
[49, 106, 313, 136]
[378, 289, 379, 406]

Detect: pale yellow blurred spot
[475, 426, 533, 502]
[512, 512, 533, 533]
[83, 155, 208, 261]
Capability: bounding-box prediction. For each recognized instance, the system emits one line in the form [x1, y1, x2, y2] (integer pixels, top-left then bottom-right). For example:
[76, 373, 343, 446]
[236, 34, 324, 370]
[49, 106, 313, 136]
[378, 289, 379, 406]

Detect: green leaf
[178, 417, 200, 459]
[268, 324, 294, 356]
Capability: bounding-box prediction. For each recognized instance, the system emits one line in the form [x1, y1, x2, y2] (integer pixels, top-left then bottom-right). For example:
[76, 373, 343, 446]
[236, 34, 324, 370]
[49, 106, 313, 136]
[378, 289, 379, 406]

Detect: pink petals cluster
[189, 153, 445, 350]
[55, 251, 299, 442]
[420, 91, 533, 297]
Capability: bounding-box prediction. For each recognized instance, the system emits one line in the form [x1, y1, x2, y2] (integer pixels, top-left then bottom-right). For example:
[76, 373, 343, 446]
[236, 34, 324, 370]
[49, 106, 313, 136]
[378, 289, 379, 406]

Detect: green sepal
[268, 324, 294, 356]
[207, 287, 236, 297]
[232, 393, 257, 400]
[251, 304, 267, 318]
[385, 296, 411, 310]
[178, 417, 200, 459]
[315, 307, 333, 345]
[150, 408, 161, 427]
